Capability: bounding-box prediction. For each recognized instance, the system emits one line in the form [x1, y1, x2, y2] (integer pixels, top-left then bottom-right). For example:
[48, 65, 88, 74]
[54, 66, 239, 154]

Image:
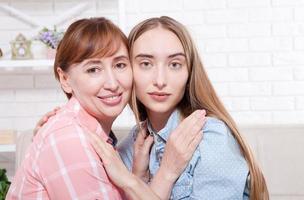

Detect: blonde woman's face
[132, 27, 189, 117]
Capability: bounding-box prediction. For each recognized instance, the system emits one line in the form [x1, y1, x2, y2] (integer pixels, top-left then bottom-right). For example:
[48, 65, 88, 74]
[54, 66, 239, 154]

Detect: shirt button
[156, 151, 163, 161]
[157, 137, 162, 142]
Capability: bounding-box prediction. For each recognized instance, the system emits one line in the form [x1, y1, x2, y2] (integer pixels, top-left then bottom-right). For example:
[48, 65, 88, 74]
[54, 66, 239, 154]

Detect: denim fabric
[118, 110, 250, 200]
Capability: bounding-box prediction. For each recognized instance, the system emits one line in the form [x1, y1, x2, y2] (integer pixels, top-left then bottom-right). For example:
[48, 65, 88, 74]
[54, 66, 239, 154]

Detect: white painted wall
[0, 0, 304, 131]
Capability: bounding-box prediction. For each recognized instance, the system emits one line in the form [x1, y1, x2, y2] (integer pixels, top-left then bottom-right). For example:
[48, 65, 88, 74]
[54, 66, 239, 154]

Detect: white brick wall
[0, 0, 304, 132]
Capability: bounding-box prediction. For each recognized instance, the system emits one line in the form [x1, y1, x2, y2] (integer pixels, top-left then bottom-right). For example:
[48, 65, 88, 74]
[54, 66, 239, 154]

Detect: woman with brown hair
[7, 17, 205, 200]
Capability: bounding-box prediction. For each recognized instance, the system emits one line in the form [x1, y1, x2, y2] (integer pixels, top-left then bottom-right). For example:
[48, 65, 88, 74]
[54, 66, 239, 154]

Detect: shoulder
[35, 111, 90, 156]
[36, 110, 76, 140]
[202, 117, 232, 143]
[203, 117, 229, 135]
[200, 116, 244, 157]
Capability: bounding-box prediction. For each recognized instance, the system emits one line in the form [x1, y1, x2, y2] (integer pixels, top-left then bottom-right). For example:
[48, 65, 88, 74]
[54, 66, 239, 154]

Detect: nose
[153, 65, 167, 90]
[104, 68, 119, 92]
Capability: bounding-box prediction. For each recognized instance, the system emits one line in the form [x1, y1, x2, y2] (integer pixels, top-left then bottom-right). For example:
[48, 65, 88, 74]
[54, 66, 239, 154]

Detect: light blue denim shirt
[118, 110, 250, 199]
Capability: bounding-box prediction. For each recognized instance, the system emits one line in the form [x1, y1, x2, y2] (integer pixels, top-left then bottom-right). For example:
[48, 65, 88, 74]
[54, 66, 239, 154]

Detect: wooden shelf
[0, 59, 54, 69]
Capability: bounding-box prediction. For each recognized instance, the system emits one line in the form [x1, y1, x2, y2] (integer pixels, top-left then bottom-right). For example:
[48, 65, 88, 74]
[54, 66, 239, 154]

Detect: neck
[147, 110, 173, 132]
[97, 117, 114, 135]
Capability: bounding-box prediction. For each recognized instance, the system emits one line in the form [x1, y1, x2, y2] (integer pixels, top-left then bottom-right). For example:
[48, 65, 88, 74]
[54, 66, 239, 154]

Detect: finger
[45, 107, 60, 119]
[181, 110, 206, 139]
[182, 110, 206, 134]
[173, 110, 205, 139]
[88, 132, 111, 160]
[175, 111, 205, 148]
[36, 117, 45, 127]
[187, 131, 203, 154]
[35, 110, 57, 131]
[189, 116, 206, 137]
[134, 122, 148, 146]
[54, 106, 61, 112]
[184, 117, 206, 147]
[142, 135, 154, 154]
[33, 125, 41, 136]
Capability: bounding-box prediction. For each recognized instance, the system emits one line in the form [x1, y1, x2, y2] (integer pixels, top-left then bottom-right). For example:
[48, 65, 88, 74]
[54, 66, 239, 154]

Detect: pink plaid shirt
[7, 97, 123, 200]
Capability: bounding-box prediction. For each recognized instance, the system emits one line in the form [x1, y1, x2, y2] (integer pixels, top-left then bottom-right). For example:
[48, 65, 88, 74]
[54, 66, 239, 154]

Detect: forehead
[72, 44, 129, 67]
[132, 27, 184, 57]
[88, 41, 129, 60]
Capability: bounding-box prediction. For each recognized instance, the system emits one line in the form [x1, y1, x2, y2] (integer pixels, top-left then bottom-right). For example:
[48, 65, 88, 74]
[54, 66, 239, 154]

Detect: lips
[98, 93, 122, 106]
[148, 92, 170, 102]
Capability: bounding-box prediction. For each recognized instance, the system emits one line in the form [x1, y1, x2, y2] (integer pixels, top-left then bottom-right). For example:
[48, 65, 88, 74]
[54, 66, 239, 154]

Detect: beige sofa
[16, 125, 304, 199]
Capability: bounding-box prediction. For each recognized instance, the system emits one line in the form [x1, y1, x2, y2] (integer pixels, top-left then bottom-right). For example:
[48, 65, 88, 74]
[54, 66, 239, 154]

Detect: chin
[148, 105, 174, 115]
[105, 106, 125, 117]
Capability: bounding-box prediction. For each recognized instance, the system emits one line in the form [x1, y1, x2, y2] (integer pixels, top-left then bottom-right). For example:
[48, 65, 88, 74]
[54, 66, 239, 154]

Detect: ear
[57, 67, 73, 94]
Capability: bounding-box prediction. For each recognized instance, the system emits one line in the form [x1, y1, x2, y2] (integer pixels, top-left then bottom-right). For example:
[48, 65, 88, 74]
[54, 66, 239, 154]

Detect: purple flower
[36, 27, 64, 49]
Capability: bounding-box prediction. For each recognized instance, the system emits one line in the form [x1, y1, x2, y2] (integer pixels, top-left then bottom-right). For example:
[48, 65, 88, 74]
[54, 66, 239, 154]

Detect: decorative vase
[31, 40, 47, 59]
[47, 48, 56, 59]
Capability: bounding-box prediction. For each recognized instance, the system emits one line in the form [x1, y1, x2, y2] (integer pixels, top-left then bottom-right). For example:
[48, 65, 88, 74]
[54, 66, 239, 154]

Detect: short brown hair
[54, 17, 128, 98]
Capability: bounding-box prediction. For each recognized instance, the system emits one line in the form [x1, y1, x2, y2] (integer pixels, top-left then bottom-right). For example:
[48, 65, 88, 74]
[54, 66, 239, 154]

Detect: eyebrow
[81, 59, 102, 66]
[82, 55, 129, 66]
[134, 54, 154, 59]
[168, 53, 186, 58]
[113, 55, 129, 61]
[134, 53, 186, 59]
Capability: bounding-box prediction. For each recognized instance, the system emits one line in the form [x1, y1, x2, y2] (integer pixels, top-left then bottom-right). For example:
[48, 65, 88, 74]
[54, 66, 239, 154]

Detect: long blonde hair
[128, 16, 269, 200]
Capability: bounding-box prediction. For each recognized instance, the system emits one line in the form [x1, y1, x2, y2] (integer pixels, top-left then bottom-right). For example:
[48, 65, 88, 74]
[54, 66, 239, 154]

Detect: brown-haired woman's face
[132, 27, 189, 117]
[59, 43, 132, 120]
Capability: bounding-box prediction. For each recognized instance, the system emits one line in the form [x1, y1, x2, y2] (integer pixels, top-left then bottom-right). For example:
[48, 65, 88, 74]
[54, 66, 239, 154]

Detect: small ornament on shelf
[35, 26, 64, 59]
[10, 33, 33, 60]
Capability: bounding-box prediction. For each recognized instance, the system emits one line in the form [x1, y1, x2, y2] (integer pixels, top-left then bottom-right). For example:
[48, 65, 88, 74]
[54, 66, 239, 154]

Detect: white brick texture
[229, 53, 272, 67]
[227, 0, 271, 8]
[0, 0, 303, 130]
[184, 0, 226, 10]
[249, 68, 293, 81]
[251, 97, 295, 111]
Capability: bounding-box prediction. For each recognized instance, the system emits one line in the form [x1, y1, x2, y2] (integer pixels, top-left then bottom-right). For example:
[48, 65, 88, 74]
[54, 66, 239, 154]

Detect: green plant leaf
[0, 169, 11, 199]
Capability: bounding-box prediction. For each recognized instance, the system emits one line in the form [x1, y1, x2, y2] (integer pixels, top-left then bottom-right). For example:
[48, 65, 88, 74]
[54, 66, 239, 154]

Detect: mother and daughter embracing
[7, 16, 269, 200]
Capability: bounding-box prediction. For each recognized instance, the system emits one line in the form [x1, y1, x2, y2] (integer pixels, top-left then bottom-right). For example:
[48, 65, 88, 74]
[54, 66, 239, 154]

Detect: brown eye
[115, 62, 127, 69]
[169, 62, 182, 69]
[86, 67, 101, 73]
[140, 61, 152, 69]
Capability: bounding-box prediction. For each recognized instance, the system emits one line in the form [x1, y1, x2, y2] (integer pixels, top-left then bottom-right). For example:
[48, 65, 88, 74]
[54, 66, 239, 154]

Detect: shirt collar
[65, 97, 117, 147]
[147, 109, 181, 143]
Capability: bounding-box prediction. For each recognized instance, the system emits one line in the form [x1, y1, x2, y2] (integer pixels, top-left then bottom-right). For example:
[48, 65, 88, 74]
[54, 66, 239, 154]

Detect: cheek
[134, 73, 149, 93]
[133, 66, 152, 85]
[118, 69, 133, 90]
[173, 72, 189, 96]
[72, 77, 102, 96]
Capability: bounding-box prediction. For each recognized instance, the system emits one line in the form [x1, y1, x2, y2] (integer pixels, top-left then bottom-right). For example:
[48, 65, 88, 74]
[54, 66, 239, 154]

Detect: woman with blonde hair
[92, 16, 269, 199]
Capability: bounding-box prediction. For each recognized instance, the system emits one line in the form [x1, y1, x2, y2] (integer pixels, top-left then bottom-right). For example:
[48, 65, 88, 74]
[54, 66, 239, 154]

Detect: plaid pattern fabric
[7, 97, 123, 200]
